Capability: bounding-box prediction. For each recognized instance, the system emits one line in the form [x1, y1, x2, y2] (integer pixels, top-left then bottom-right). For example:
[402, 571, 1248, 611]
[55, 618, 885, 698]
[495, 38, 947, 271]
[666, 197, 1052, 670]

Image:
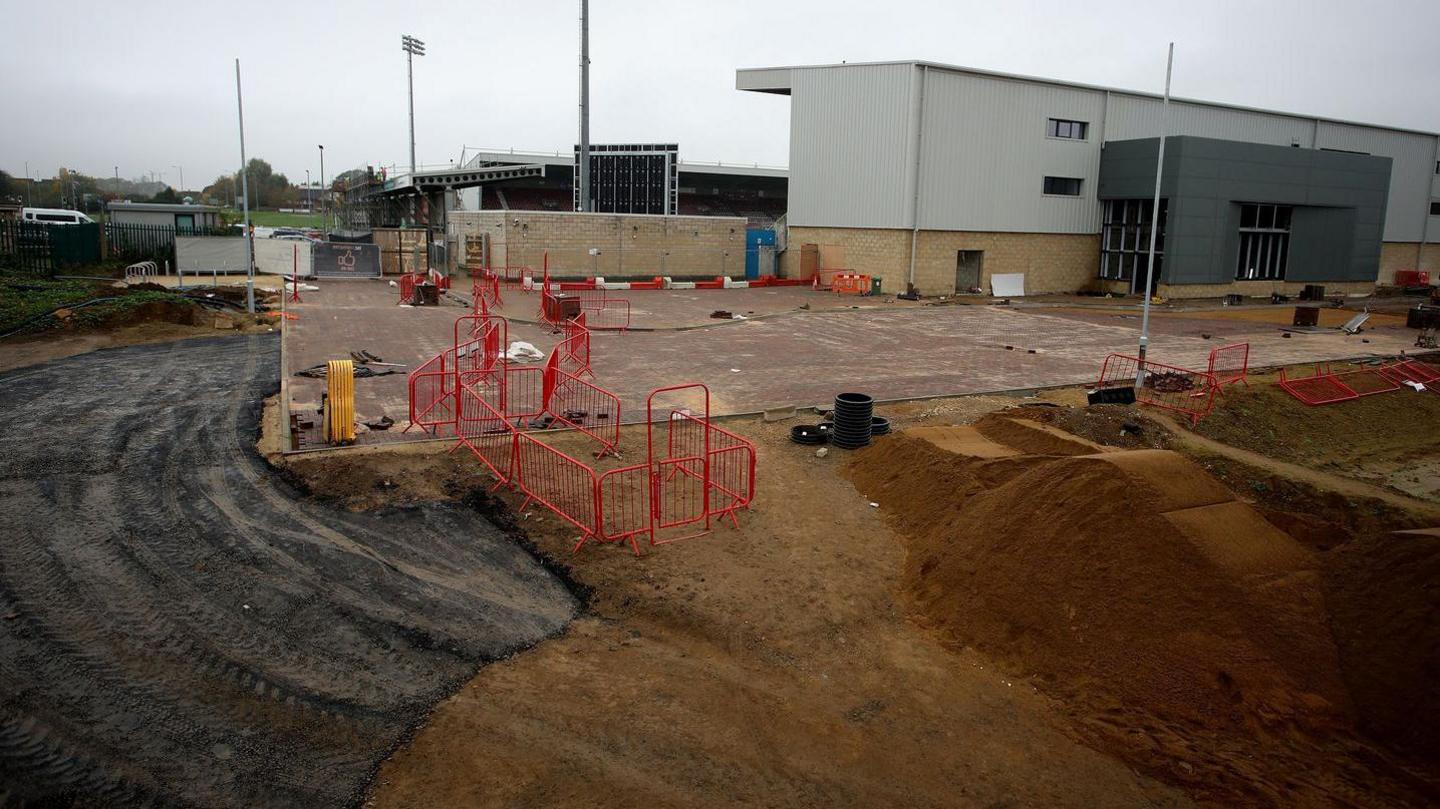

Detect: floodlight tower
[401, 34, 425, 176]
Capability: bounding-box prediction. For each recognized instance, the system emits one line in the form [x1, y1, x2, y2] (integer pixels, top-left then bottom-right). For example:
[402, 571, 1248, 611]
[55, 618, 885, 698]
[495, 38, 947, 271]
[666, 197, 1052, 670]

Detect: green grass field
[235, 210, 326, 229]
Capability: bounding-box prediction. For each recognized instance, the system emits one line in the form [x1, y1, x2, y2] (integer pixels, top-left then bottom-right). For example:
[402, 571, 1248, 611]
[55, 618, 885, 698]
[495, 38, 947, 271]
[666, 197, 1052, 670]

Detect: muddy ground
[0, 335, 578, 807]
[275, 374, 1440, 800]
[1194, 358, 1440, 503]
[274, 380, 1440, 807]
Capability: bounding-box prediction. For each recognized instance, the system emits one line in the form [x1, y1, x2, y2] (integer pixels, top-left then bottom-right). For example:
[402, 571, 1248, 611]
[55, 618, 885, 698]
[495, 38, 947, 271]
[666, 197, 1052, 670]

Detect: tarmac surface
[0, 334, 579, 807]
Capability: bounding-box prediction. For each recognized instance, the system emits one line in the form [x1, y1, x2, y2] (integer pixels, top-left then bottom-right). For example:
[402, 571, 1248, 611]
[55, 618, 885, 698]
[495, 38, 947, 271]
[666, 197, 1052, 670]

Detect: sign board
[313, 242, 381, 278]
[574, 143, 678, 215]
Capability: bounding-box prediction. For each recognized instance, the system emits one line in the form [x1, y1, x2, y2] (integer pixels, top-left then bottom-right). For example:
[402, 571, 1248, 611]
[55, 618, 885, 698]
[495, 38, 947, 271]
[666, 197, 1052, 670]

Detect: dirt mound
[972, 414, 1109, 455]
[1325, 529, 1440, 763]
[847, 420, 1440, 804]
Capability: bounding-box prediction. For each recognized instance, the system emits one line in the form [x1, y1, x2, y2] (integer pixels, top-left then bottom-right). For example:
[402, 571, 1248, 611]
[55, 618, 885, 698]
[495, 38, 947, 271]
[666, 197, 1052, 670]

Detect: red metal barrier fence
[1207, 343, 1250, 389]
[1095, 353, 1218, 425]
[1278, 359, 1440, 405]
[409, 310, 756, 555]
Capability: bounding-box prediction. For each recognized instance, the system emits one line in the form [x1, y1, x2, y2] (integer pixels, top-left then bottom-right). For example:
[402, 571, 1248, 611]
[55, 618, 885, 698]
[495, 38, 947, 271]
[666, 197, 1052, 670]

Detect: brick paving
[283, 280, 1420, 448]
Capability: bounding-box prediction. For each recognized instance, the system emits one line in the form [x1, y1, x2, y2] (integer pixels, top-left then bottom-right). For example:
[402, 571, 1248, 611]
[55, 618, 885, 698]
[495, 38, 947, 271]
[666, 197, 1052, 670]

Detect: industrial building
[738, 60, 1440, 298]
[454, 149, 788, 225]
[107, 201, 221, 232]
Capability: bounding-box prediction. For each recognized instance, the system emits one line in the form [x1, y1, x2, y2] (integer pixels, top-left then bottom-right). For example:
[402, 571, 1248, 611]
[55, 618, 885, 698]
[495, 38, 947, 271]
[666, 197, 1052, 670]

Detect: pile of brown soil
[1325, 528, 1440, 763]
[847, 411, 1440, 804]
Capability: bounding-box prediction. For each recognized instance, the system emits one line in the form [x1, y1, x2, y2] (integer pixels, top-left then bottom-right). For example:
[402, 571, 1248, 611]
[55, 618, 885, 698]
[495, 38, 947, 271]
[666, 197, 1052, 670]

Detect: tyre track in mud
[0, 334, 579, 807]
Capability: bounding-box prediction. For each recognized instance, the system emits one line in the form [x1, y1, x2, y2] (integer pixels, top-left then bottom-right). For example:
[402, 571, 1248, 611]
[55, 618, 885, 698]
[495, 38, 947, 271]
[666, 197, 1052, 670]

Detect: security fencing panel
[313, 242, 381, 278]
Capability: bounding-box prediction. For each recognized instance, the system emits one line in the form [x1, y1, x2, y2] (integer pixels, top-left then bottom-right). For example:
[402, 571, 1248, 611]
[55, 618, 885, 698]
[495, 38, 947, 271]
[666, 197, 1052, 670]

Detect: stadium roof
[462, 149, 787, 179]
[736, 60, 1439, 139]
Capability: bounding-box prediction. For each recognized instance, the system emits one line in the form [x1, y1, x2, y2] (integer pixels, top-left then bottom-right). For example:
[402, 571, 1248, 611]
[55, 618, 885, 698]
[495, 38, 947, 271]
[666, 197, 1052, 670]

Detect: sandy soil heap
[847, 411, 1440, 805]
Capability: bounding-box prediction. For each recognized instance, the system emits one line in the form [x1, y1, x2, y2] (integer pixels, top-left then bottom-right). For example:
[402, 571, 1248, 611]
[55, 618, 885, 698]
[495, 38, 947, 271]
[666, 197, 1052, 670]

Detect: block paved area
[283, 280, 1421, 448]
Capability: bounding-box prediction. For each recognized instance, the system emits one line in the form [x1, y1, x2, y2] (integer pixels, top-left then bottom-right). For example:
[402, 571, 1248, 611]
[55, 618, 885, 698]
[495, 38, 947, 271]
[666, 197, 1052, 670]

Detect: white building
[738, 60, 1439, 297]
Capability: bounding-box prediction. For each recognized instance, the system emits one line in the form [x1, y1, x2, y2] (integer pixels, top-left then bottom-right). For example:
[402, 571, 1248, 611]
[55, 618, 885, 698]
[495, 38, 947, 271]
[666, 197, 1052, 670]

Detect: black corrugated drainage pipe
[831, 392, 874, 449]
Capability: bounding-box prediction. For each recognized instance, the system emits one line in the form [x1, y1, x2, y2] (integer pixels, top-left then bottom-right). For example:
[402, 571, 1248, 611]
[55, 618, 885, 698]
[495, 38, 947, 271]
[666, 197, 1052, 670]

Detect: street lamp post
[306, 169, 312, 214]
[318, 144, 325, 230]
[172, 165, 183, 197]
[401, 35, 425, 176]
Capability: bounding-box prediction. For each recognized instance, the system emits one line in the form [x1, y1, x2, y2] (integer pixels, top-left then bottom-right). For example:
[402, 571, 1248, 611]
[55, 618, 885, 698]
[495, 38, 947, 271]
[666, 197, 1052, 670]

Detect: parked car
[269, 227, 304, 239]
[21, 207, 94, 225]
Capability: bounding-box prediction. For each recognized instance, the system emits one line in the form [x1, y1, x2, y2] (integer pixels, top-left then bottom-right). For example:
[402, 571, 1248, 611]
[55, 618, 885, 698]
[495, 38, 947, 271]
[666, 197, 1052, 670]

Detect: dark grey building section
[1098, 136, 1392, 286]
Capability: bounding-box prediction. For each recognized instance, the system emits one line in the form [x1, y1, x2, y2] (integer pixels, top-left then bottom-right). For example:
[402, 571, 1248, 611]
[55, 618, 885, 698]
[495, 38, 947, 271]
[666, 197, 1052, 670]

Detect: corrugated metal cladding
[778, 62, 1439, 241]
[787, 64, 917, 228]
[917, 70, 1107, 233]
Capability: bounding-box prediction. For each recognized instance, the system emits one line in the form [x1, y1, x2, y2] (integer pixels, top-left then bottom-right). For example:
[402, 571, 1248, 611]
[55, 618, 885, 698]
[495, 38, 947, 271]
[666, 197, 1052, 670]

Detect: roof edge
[735, 60, 1439, 139]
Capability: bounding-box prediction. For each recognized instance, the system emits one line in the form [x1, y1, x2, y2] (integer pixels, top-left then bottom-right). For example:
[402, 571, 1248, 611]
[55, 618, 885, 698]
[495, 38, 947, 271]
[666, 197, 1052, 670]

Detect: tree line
[0, 159, 357, 211]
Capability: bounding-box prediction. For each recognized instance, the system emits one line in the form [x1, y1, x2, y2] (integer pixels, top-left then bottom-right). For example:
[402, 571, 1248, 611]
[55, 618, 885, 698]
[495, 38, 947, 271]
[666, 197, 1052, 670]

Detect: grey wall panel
[786, 64, 916, 228]
[1101, 136, 1390, 284]
[916, 71, 1106, 233]
[1289, 207, 1361, 282]
[1107, 95, 1316, 149]
[1315, 121, 1435, 241]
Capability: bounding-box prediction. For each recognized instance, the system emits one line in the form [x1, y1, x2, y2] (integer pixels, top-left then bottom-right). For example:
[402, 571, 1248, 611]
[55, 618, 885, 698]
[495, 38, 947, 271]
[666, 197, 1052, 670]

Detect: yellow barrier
[324, 359, 356, 444]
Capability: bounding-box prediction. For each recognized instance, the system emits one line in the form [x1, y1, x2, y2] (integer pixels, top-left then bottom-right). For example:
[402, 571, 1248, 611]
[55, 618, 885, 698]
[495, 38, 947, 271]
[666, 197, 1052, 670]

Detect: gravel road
[0, 334, 578, 807]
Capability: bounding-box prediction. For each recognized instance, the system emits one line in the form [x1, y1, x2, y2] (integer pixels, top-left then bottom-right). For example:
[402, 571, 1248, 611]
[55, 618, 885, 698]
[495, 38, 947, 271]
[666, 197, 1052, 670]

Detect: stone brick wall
[783, 226, 1099, 295]
[782, 224, 1417, 298]
[1379, 242, 1440, 284]
[1155, 279, 1378, 300]
[448, 211, 746, 279]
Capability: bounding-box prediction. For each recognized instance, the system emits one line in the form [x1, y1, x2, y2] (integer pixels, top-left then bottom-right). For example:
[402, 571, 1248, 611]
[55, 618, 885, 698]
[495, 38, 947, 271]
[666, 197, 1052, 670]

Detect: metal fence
[0, 220, 238, 276]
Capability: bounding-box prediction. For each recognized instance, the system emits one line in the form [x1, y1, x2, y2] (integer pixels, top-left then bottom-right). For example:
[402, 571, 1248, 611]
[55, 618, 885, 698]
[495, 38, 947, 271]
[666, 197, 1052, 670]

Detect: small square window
[1431, 201, 1440, 216]
[1046, 118, 1089, 140]
[1043, 176, 1083, 196]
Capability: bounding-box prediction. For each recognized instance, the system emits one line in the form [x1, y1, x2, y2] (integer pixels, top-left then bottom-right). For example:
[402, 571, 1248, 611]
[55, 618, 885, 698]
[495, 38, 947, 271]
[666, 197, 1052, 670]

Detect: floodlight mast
[401, 35, 426, 176]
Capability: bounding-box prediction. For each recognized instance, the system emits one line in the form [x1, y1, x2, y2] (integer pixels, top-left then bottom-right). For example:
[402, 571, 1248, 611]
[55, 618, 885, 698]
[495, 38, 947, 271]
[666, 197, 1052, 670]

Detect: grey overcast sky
[2, 0, 1437, 189]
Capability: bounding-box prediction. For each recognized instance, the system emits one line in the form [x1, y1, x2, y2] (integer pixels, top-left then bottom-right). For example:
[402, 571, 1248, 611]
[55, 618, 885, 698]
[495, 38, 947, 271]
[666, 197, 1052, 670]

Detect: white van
[21, 208, 95, 225]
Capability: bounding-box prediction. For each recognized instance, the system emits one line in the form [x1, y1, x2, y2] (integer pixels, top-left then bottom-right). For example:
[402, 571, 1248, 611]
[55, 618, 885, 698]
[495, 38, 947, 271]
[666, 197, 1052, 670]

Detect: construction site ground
[277, 374, 1440, 808]
[4, 284, 1439, 807]
[282, 279, 1424, 447]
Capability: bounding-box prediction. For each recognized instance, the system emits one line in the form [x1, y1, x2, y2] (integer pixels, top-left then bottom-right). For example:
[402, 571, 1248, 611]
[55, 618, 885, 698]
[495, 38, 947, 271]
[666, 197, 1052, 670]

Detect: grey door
[955, 250, 983, 293]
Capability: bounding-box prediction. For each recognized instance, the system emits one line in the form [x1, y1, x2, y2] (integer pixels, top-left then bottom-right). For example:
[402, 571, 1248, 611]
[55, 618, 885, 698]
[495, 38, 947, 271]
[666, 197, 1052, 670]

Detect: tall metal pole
[1136, 42, 1173, 382]
[306, 169, 312, 213]
[578, 0, 591, 212]
[407, 48, 416, 174]
[318, 145, 325, 229]
[236, 58, 255, 314]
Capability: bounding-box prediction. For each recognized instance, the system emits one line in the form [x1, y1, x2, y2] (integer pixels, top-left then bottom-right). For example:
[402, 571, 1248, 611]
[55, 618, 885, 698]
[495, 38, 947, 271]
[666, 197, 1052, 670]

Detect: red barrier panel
[503, 366, 546, 422]
[494, 265, 532, 284]
[704, 421, 757, 526]
[455, 383, 519, 483]
[1277, 361, 1412, 405]
[1207, 342, 1250, 389]
[472, 272, 502, 312]
[406, 350, 454, 433]
[831, 273, 872, 295]
[1377, 359, 1440, 388]
[547, 369, 621, 456]
[514, 434, 601, 546]
[397, 272, 424, 305]
[647, 385, 712, 544]
[558, 313, 591, 377]
[596, 464, 651, 554]
[1096, 354, 1218, 425]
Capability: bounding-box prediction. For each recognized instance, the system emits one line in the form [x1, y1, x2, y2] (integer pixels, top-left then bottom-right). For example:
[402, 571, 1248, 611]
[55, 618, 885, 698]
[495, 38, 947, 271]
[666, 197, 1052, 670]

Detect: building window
[1236, 203, 1292, 281]
[1043, 176, 1083, 196]
[1431, 201, 1440, 216]
[1100, 199, 1166, 283]
[1046, 118, 1089, 140]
